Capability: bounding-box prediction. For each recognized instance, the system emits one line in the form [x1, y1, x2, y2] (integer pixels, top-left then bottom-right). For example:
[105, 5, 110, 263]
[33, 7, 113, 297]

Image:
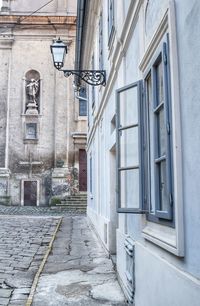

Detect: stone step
[63, 198, 87, 201]
[64, 195, 87, 199]
[53, 193, 87, 210]
[53, 204, 87, 211]
[59, 203, 87, 207]
[59, 201, 87, 204]
[61, 199, 87, 203]
[63, 197, 87, 201]
[61, 201, 87, 204]
[56, 201, 87, 207]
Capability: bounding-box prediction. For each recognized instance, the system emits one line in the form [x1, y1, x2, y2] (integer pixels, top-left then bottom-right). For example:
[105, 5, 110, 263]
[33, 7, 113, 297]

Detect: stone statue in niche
[26, 79, 39, 104]
[25, 70, 40, 115]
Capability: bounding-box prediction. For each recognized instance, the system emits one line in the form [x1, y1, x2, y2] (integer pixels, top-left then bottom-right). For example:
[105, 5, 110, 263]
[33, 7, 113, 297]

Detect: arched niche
[25, 70, 40, 114]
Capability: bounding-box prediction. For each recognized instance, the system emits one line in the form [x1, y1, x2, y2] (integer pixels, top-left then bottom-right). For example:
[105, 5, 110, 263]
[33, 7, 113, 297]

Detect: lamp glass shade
[50, 38, 67, 70]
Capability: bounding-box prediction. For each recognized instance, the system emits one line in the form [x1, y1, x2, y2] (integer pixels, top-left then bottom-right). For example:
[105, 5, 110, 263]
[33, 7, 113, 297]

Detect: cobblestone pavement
[32, 216, 126, 306]
[0, 208, 126, 305]
[0, 215, 61, 306]
[0, 205, 85, 216]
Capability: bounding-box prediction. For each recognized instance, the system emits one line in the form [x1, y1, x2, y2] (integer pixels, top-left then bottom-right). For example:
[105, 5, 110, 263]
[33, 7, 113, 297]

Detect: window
[79, 100, 87, 116]
[116, 34, 173, 223]
[25, 123, 37, 139]
[90, 156, 92, 194]
[91, 55, 95, 108]
[116, 82, 145, 213]
[144, 35, 173, 223]
[99, 12, 103, 70]
[79, 88, 87, 116]
[108, 0, 115, 44]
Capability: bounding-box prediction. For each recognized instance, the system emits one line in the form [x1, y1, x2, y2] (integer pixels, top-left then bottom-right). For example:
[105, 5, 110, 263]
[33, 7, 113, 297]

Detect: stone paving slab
[0, 215, 61, 305]
[32, 216, 127, 306]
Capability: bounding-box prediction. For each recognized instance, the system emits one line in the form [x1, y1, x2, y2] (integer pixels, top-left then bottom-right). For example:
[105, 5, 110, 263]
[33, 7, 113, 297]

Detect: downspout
[74, 0, 87, 85]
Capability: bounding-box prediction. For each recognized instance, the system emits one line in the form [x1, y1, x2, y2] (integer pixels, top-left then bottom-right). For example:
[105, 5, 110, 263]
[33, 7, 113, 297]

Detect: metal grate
[124, 237, 135, 304]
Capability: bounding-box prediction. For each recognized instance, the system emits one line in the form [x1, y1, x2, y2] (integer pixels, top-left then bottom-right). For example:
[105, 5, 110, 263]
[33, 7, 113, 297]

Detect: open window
[116, 81, 146, 213]
[116, 34, 174, 224]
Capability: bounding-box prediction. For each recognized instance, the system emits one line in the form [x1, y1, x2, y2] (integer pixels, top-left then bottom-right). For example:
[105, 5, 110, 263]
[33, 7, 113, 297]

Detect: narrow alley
[32, 216, 125, 306]
[0, 208, 126, 306]
[0, 1, 200, 305]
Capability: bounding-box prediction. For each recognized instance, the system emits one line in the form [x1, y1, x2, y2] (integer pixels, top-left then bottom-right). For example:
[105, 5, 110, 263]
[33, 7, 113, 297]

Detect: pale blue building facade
[75, 1, 200, 305]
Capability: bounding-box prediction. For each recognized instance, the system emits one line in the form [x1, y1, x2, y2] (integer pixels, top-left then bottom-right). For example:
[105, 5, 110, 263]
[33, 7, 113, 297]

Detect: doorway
[24, 180, 37, 206]
[79, 149, 87, 191]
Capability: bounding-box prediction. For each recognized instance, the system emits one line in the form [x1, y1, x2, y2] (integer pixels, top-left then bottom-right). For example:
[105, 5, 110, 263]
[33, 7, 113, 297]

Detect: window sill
[23, 139, 38, 144]
[78, 116, 87, 121]
[142, 221, 183, 257]
[21, 113, 42, 117]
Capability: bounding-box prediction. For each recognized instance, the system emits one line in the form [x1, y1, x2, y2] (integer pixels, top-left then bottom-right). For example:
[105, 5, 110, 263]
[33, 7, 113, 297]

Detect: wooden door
[24, 181, 37, 206]
[79, 149, 87, 191]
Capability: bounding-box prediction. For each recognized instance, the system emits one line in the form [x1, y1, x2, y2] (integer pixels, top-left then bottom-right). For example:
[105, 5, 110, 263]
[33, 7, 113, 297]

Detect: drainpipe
[74, 0, 87, 86]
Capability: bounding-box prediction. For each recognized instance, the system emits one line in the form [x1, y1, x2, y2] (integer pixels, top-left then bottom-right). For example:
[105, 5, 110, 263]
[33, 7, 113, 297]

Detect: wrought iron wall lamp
[50, 38, 106, 86]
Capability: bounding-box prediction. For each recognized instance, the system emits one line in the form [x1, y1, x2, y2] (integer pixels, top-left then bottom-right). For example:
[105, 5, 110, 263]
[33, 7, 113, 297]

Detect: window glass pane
[120, 168, 139, 209]
[79, 100, 87, 116]
[156, 60, 164, 105]
[26, 123, 37, 139]
[119, 86, 138, 127]
[157, 106, 166, 156]
[91, 55, 95, 107]
[90, 157, 92, 193]
[147, 74, 156, 212]
[108, 0, 114, 37]
[119, 127, 138, 168]
[99, 12, 103, 69]
[147, 74, 152, 104]
[158, 160, 168, 211]
[149, 159, 155, 213]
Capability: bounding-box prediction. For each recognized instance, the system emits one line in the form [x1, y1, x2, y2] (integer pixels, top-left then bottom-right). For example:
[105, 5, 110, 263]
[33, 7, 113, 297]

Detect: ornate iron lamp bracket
[62, 70, 106, 86]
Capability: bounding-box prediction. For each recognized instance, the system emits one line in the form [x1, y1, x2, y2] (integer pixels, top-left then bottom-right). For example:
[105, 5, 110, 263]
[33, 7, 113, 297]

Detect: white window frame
[139, 3, 184, 256]
[116, 2, 183, 256]
[116, 81, 146, 214]
[144, 35, 173, 224]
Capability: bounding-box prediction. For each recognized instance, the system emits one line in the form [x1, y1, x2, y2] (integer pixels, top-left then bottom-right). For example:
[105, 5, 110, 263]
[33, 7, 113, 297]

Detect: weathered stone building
[0, 0, 87, 206]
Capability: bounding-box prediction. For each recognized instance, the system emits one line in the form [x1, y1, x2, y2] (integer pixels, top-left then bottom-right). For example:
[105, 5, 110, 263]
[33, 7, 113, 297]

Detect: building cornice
[75, 0, 86, 73]
[75, 0, 100, 71]
[0, 15, 76, 25]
